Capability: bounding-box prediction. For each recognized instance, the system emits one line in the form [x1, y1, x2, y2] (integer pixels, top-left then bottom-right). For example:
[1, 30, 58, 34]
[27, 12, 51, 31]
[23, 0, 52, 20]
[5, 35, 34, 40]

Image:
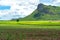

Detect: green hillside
[20, 3, 60, 21]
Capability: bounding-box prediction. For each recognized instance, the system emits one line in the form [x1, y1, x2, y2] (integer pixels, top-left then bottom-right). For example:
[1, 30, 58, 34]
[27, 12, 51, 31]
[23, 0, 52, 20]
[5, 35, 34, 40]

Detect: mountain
[17, 3, 60, 21]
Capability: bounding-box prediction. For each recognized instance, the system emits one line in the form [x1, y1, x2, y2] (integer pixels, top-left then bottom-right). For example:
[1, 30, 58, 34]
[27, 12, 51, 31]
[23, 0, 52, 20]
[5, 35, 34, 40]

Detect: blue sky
[0, 0, 60, 20]
[0, 5, 11, 10]
[0, 0, 39, 20]
[40, 0, 60, 6]
[40, 0, 53, 3]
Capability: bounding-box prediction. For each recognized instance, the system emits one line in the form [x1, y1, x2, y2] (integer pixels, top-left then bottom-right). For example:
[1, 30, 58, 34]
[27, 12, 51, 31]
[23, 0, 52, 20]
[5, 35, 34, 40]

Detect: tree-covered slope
[20, 3, 60, 21]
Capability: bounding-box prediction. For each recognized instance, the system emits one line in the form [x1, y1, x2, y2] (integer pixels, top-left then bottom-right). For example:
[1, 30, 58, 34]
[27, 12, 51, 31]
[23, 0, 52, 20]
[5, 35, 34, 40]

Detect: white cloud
[52, 0, 60, 6]
[40, 0, 60, 6]
[0, 0, 39, 20]
[53, 0, 60, 3]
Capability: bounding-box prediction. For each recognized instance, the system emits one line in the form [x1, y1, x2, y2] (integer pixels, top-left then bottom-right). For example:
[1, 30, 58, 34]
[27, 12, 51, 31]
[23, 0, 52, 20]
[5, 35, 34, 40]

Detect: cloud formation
[1, 0, 60, 20]
[52, 0, 60, 6]
[0, 0, 39, 20]
[40, 0, 60, 6]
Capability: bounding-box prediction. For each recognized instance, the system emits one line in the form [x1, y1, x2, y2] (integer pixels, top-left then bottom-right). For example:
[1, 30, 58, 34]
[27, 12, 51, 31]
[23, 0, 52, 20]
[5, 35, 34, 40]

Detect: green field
[0, 21, 60, 40]
[0, 21, 60, 29]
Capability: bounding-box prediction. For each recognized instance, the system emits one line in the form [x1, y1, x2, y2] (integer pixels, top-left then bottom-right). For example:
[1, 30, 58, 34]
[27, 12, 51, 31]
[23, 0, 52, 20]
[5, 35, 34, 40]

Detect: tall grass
[18, 21, 60, 26]
[0, 21, 60, 29]
[0, 21, 60, 26]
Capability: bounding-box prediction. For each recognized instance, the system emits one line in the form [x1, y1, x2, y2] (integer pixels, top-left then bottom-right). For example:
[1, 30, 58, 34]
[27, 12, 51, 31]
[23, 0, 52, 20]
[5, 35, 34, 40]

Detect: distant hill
[16, 3, 60, 21]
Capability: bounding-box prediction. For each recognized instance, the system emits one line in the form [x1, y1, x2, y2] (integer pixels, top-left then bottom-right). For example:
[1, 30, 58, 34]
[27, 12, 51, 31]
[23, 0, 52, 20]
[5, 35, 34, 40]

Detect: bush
[16, 19, 19, 22]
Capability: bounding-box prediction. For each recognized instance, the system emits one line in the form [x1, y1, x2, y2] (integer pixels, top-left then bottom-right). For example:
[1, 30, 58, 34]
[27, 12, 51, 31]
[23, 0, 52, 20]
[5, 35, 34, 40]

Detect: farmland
[0, 21, 60, 29]
[0, 21, 60, 40]
[0, 29, 60, 40]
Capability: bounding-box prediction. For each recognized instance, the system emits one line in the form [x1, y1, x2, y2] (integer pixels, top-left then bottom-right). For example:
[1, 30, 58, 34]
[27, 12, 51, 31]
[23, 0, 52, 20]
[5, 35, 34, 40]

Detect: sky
[0, 0, 60, 20]
[40, 0, 60, 6]
[0, 0, 39, 20]
[0, 5, 10, 10]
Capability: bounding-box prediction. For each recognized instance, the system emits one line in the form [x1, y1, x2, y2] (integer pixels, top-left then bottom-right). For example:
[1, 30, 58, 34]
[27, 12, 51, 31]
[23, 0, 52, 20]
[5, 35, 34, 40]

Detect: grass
[18, 21, 60, 25]
[0, 21, 60, 40]
[0, 21, 60, 29]
[0, 21, 60, 25]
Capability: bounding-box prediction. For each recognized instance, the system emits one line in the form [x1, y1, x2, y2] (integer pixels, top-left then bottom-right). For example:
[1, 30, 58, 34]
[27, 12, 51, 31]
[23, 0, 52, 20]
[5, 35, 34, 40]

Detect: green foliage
[16, 19, 19, 22]
[20, 3, 60, 21]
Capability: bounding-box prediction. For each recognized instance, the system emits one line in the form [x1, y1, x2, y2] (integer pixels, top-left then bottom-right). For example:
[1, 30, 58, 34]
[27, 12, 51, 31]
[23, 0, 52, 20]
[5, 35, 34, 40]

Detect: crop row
[0, 29, 59, 40]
